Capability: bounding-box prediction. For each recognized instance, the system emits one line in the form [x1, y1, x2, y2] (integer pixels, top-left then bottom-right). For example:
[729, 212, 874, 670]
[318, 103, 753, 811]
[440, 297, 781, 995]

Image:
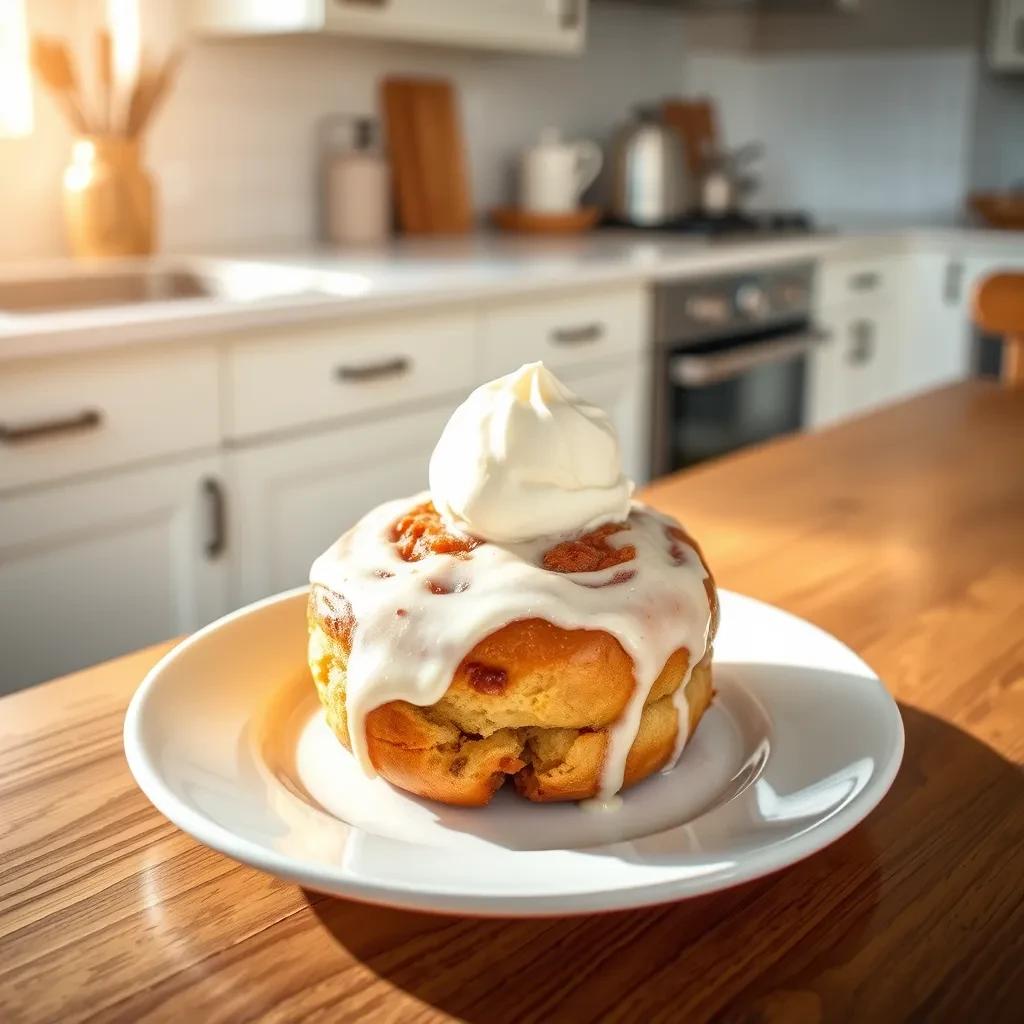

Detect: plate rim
[123, 586, 905, 917]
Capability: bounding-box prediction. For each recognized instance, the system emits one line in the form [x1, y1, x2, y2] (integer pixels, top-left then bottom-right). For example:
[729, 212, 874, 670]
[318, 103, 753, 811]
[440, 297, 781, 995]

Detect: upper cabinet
[184, 0, 588, 55]
[990, 0, 1024, 71]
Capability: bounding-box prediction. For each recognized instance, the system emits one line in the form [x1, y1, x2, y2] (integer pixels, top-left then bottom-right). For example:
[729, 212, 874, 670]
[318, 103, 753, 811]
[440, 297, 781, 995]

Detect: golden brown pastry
[308, 500, 718, 806]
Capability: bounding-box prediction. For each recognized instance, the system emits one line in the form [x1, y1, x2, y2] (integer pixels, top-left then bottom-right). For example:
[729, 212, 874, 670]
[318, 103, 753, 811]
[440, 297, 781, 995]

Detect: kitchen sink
[0, 261, 374, 316]
[0, 269, 221, 314]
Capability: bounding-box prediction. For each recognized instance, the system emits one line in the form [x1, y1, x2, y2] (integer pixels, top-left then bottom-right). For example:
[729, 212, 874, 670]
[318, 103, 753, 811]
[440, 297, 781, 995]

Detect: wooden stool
[973, 272, 1024, 387]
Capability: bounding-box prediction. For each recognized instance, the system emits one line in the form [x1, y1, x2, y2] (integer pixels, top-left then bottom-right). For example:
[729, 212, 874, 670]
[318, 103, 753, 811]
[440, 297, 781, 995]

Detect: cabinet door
[990, 0, 1024, 70]
[904, 253, 971, 394]
[808, 305, 900, 428]
[0, 455, 227, 693]
[228, 404, 452, 606]
[561, 356, 649, 485]
[323, 0, 585, 53]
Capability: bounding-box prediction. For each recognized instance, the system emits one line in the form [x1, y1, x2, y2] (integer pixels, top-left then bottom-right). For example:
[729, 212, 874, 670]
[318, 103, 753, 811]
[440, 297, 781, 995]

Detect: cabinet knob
[684, 295, 730, 326]
[735, 283, 769, 319]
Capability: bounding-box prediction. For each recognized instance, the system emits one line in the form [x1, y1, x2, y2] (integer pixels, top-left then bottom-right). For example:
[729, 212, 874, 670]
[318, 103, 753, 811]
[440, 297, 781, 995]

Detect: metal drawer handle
[203, 478, 226, 560]
[335, 357, 410, 383]
[849, 271, 881, 292]
[0, 409, 103, 445]
[943, 260, 964, 305]
[670, 328, 829, 388]
[550, 323, 604, 345]
[847, 320, 875, 366]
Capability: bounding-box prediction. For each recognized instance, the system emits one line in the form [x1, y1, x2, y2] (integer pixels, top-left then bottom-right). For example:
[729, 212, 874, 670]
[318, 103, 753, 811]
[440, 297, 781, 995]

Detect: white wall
[0, 1, 690, 260]
[970, 66, 1024, 192]
[2, 1, 1013, 262]
[685, 48, 979, 226]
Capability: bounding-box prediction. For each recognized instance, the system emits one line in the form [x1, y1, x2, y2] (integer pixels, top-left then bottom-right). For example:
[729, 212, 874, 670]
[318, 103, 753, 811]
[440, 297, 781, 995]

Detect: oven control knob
[685, 295, 730, 325]
[735, 283, 769, 319]
[779, 281, 808, 310]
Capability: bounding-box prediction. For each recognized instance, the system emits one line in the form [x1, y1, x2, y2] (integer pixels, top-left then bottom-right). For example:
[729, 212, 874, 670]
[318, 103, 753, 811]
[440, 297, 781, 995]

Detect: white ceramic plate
[124, 587, 903, 917]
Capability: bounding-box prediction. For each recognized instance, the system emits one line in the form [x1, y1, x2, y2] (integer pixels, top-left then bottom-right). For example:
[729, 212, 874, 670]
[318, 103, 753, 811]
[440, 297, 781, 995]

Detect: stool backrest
[973, 272, 1024, 387]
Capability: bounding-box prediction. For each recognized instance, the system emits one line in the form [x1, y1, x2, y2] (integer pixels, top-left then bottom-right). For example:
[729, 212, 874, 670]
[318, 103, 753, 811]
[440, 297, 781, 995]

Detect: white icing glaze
[309, 492, 712, 803]
[662, 613, 712, 775]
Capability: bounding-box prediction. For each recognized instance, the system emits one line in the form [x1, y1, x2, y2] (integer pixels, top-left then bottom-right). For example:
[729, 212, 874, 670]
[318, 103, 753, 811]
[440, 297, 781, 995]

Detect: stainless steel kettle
[610, 106, 691, 227]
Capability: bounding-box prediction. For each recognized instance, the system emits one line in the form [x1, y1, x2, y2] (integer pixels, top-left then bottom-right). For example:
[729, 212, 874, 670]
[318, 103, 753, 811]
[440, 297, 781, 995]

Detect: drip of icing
[309, 492, 712, 803]
[663, 606, 713, 774]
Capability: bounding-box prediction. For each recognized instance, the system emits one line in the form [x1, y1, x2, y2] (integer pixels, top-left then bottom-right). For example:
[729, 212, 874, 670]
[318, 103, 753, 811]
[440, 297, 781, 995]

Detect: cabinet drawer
[226, 311, 477, 441]
[0, 346, 220, 493]
[480, 285, 647, 380]
[819, 256, 901, 309]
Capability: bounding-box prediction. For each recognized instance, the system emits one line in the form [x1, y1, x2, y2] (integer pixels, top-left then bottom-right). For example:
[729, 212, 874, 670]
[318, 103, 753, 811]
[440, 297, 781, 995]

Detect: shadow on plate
[301, 703, 1022, 1022]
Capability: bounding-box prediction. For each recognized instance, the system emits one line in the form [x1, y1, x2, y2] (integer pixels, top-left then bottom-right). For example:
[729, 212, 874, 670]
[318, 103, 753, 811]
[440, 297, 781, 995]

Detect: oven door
[664, 326, 827, 470]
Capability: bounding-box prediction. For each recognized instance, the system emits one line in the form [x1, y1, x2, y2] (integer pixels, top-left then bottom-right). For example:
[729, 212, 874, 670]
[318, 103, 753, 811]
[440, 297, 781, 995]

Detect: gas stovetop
[604, 210, 816, 238]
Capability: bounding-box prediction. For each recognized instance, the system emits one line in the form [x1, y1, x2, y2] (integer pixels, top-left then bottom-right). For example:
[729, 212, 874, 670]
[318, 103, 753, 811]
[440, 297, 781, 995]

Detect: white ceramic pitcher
[520, 127, 603, 215]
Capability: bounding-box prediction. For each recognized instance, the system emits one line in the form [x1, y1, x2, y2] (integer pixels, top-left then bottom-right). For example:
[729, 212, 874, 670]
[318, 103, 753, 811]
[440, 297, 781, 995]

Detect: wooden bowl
[968, 192, 1024, 230]
[491, 206, 601, 235]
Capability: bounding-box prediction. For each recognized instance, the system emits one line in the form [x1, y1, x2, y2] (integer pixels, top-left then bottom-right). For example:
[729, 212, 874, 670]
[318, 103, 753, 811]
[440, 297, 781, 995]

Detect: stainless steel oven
[652, 263, 824, 474]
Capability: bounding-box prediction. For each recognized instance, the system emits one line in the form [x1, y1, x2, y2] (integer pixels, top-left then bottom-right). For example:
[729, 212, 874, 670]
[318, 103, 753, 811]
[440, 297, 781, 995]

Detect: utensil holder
[63, 136, 155, 259]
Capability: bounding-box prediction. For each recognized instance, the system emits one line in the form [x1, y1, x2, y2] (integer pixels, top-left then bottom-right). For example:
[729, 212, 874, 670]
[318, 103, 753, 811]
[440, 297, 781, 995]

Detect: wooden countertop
[2, 382, 1022, 1023]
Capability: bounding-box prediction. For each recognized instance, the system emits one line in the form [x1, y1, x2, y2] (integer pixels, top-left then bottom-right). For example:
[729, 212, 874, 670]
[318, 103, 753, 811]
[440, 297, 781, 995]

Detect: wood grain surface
[2, 382, 1023, 1023]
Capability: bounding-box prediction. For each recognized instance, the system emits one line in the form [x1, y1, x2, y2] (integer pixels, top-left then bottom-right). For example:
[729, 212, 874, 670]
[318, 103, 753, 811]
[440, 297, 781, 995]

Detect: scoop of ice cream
[428, 362, 633, 543]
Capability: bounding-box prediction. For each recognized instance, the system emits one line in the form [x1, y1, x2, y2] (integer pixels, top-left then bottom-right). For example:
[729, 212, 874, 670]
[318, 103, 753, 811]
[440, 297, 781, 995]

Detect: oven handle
[670, 328, 830, 387]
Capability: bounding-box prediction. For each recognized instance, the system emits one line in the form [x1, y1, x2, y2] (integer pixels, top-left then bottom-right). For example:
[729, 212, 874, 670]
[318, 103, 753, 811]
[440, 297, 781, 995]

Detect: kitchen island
[2, 381, 1022, 1022]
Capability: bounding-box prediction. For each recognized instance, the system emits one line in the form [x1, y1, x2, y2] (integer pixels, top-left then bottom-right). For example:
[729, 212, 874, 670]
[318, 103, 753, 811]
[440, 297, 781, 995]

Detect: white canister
[520, 127, 603, 215]
[322, 117, 390, 245]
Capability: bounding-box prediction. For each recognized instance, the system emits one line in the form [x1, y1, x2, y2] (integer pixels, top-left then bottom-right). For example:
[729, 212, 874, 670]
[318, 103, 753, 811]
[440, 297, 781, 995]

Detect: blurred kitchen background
[1, 0, 1023, 693]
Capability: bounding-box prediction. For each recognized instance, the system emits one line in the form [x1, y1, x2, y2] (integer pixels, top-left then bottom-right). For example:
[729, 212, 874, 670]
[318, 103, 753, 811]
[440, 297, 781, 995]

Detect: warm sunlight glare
[107, 0, 141, 90]
[0, 0, 32, 137]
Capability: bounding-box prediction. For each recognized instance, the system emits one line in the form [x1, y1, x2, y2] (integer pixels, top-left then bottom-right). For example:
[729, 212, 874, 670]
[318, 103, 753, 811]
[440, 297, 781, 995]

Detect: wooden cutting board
[663, 98, 719, 175]
[381, 76, 473, 235]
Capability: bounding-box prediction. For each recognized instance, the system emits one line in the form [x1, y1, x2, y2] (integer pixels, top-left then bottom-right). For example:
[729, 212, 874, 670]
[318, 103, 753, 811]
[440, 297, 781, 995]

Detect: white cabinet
[561, 356, 649, 486]
[903, 253, 971, 394]
[0, 280, 651, 692]
[808, 255, 907, 429]
[227, 404, 452, 605]
[480, 285, 648, 380]
[225, 310, 477, 442]
[0, 345, 219, 492]
[186, 0, 587, 54]
[809, 303, 901, 428]
[0, 455, 227, 694]
[989, 0, 1024, 71]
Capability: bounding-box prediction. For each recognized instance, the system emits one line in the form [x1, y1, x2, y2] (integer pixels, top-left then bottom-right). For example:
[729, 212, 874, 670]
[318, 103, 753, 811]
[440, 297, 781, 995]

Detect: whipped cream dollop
[428, 362, 633, 543]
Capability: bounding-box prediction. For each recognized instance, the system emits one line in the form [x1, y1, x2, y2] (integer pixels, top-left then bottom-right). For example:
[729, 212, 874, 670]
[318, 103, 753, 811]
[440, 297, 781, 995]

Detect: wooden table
[2, 382, 1023, 1023]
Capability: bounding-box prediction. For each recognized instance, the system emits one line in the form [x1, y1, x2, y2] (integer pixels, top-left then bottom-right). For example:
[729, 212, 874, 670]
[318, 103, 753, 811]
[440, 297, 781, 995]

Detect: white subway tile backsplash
[686, 48, 978, 225]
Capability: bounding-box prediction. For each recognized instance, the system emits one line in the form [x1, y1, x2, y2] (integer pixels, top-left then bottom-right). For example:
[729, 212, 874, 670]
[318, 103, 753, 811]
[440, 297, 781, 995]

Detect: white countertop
[2, 226, 1022, 363]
